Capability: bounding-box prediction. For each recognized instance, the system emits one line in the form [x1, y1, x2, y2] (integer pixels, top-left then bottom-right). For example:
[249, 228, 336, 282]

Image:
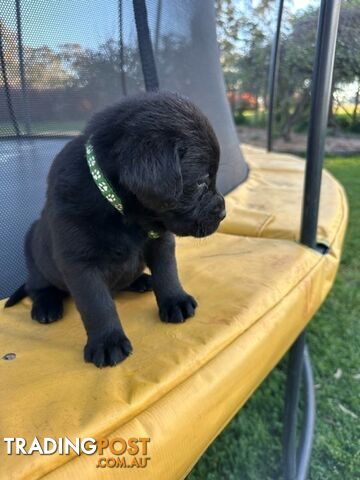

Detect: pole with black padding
[267, 0, 284, 152]
[132, 0, 160, 92]
[283, 1, 342, 479]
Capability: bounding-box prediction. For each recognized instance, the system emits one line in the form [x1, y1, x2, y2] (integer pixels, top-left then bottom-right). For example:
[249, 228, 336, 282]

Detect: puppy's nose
[214, 198, 226, 222]
[218, 208, 226, 221]
[214, 194, 226, 221]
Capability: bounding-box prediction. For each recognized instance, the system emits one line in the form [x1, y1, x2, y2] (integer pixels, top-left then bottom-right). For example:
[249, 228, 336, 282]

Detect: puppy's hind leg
[125, 273, 153, 293]
[30, 286, 68, 324]
[27, 261, 68, 323]
[25, 223, 68, 324]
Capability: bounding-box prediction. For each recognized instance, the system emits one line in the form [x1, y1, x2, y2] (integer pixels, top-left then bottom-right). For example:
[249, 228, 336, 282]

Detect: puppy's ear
[119, 142, 183, 210]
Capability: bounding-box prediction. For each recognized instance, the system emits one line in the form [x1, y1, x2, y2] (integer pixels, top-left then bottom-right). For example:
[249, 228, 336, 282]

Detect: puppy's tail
[4, 284, 27, 308]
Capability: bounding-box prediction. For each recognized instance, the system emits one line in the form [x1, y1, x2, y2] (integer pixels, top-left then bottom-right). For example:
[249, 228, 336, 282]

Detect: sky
[292, 0, 314, 10]
[2, 0, 125, 50]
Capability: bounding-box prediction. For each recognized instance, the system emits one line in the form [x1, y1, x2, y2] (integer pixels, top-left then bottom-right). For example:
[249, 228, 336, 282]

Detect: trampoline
[0, 1, 346, 479]
[0, 138, 68, 297]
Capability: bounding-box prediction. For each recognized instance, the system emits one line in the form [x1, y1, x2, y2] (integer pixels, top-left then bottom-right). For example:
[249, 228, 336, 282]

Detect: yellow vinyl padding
[219, 145, 347, 243]
[0, 148, 348, 480]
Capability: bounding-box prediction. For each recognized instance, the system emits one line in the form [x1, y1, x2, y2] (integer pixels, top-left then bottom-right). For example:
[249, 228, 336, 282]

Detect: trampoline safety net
[0, 0, 247, 298]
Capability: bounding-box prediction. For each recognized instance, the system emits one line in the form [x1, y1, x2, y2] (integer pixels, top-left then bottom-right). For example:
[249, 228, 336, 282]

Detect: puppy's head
[92, 92, 225, 237]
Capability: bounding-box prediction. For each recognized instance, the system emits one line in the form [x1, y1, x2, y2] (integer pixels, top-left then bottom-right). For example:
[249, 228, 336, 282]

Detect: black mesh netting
[0, 0, 247, 297]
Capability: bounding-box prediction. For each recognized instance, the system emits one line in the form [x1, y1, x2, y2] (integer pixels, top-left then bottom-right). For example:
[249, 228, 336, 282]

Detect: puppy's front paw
[84, 329, 133, 368]
[159, 293, 198, 323]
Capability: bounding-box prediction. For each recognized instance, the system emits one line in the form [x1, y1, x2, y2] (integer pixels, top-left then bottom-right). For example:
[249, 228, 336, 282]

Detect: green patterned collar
[85, 139, 160, 240]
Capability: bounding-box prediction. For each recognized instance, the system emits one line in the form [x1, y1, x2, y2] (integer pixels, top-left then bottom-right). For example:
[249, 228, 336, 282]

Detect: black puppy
[5, 92, 226, 367]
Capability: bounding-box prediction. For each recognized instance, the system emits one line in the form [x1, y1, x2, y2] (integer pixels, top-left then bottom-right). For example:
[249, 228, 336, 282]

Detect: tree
[214, 0, 360, 138]
[276, 3, 360, 138]
[215, 0, 275, 115]
[57, 39, 143, 110]
[215, 0, 243, 92]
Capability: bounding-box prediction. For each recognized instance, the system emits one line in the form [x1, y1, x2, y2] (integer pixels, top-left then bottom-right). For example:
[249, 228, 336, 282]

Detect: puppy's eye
[197, 175, 210, 189]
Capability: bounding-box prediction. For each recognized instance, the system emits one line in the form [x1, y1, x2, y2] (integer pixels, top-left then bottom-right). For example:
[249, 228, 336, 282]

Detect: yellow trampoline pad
[219, 145, 347, 243]
[0, 149, 348, 480]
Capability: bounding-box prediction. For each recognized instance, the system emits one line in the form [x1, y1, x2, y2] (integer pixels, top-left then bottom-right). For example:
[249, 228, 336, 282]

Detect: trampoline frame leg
[283, 331, 316, 480]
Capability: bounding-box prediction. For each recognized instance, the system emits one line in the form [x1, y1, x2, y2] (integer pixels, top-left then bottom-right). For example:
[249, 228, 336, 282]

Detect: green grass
[188, 156, 360, 480]
[234, 109, 360, 134]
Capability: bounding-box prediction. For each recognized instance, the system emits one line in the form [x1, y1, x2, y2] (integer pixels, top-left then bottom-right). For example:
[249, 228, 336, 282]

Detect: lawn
[188, 155, 360, 480]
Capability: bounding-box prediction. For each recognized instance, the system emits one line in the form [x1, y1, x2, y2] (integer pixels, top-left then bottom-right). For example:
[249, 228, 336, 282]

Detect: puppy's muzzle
[211, 193, 226, 222]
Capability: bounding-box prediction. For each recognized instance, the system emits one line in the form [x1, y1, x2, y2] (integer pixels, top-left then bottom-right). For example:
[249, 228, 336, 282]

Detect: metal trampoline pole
[15, 0, 31, 135]
[154, 0, 162, 55]
[283, 1, 341, 479]
[284, 337, 316, 480]
[118, 0, 128, 96]
[297, 345, 316, 479]
[300, 0, 341, 249]
[132, 0, 159, 92]
[284, 331, 306, 479]
[266, 0, 284, 153]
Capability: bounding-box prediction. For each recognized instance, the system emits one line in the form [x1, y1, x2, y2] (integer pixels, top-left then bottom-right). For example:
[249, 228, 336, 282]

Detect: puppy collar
[85, 139, 160, 240]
